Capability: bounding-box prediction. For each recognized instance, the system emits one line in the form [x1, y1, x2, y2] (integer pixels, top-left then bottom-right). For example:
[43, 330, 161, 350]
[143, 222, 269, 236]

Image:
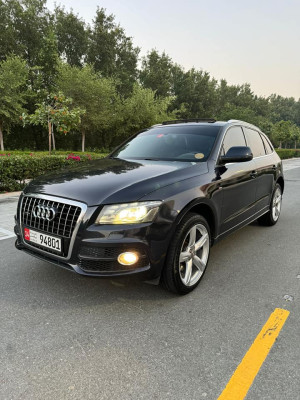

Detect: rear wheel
[258, 183, 282, 226]
[161, 213, 211, 295]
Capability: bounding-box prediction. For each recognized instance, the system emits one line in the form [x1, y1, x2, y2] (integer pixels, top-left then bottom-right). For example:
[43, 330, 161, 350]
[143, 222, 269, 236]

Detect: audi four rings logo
[33, 205, 57, 221]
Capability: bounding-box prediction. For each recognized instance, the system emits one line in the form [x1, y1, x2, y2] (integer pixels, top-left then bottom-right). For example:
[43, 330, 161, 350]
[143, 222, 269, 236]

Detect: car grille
[21, 195, 82, 257]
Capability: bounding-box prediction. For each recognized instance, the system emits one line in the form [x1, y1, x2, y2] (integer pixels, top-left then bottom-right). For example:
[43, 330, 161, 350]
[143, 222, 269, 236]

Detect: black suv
[15, 119, 284, 294]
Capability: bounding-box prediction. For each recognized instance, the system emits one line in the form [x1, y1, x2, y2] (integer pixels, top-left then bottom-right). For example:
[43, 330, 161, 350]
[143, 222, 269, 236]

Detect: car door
[217, 126, 257, 235]
[243, 127, 275, 212]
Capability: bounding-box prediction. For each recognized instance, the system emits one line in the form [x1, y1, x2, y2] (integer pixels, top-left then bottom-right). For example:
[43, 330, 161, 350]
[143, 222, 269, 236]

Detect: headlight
[96, 201, 162, 224]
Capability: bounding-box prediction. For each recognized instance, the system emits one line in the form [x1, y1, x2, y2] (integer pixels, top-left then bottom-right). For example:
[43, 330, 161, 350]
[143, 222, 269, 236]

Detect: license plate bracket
[24, 228, 62, 254]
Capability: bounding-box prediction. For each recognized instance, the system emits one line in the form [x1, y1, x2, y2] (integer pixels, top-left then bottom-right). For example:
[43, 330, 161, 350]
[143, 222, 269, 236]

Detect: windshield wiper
[142, 158, 161, 161]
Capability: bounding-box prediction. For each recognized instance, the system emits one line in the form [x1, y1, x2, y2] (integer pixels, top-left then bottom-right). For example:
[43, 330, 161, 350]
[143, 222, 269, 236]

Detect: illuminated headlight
[96, 201, 162, 224]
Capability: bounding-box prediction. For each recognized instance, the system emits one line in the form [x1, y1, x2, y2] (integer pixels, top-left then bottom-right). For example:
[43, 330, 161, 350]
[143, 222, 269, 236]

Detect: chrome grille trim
[19, 193, 87, 260]
[21, 196, 80, 238]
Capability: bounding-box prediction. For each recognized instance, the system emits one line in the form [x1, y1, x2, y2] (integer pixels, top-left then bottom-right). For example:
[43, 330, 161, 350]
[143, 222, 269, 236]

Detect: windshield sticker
[194, 153, 204, 159]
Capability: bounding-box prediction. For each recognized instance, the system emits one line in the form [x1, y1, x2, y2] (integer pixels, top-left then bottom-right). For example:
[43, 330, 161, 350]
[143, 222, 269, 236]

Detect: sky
[47, 0, 300, 99]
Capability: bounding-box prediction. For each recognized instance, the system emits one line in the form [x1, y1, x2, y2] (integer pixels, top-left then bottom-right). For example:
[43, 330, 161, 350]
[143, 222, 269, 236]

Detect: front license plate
[24, 228, 62, 253]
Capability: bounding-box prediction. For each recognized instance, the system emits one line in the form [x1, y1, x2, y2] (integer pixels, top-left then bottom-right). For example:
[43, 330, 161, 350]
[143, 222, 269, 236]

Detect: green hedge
[2, 150, 105, 157]
[275, 149, 300, 159]
[0, 152, 107, 192]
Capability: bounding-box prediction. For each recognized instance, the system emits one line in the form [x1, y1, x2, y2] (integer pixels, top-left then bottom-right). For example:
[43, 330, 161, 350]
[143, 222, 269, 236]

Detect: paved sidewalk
[0, 193, 20, 240]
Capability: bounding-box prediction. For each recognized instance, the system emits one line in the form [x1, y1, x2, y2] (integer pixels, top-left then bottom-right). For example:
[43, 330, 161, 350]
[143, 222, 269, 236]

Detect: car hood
[24, 158, 208, 206]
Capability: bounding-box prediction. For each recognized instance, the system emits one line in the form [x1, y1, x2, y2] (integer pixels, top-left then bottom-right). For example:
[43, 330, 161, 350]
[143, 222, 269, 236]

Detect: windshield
[111, 125, 221, 162]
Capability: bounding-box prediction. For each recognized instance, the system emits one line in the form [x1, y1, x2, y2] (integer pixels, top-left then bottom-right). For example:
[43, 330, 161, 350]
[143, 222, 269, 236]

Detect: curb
[0, 191, 21, 200]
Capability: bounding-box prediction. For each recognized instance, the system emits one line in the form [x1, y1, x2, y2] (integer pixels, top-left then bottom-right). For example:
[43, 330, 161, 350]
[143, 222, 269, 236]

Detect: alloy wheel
[272, 187, 282, 222]
[179, 223, 210, 287]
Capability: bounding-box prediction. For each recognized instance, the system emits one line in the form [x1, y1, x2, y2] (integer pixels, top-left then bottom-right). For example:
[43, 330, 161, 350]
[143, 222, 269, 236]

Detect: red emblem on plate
[24, 228, 30, 241]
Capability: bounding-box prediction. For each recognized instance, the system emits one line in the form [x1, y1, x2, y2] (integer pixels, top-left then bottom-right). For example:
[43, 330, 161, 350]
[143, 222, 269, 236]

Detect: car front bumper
[14, 196, 175, 280]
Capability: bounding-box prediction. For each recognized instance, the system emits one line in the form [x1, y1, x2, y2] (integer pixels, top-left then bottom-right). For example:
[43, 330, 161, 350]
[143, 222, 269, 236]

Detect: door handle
[250, 170, 258, 179]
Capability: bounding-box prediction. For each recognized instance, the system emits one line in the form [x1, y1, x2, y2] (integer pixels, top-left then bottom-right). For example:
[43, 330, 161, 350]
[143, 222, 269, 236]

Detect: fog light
[118, 252, 139, 266]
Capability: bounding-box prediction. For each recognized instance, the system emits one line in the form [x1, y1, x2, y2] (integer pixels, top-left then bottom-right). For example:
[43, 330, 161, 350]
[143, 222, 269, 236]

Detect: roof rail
[227, 119, 244, 123]
[162, 119, 216, 125]
[227, 119, 262, 131]
[150, 124, 162, 128]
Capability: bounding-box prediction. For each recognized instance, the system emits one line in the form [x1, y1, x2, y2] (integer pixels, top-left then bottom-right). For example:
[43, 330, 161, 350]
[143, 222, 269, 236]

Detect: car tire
[161, 213, 211, 295]
[258, 183, 282, 226]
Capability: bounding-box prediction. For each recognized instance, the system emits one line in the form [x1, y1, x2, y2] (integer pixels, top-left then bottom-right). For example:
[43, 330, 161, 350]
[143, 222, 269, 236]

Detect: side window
[261, 134, 273, 154]
[222, 126, 246, 154]
[244, 128, 265, 158]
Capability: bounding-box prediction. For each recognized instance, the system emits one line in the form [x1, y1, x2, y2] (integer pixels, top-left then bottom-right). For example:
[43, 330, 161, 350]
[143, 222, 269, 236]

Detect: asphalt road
[1, 160, 299, 400]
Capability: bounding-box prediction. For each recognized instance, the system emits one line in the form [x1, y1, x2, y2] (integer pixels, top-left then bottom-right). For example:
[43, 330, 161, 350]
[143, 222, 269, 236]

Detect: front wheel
[258, 183, 282, 226]
[161, 213, 211, 295]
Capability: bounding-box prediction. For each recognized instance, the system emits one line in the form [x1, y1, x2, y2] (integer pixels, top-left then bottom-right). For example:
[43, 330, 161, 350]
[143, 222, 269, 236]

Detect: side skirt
[213, 206, 269, 244]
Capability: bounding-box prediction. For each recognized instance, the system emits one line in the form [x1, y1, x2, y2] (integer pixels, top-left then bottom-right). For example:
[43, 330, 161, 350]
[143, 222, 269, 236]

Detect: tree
[54, 6, 88, 67]
[140, 50, 174, 98]
[37, 28, 60, 92]
[0, 0, 51, 67]
[57, 63, 119, 151]
[268, 94, 298, 123]
[114, 84, 176, 145]
[0, 55, 28, 151]
[272, 121, 292, 148]
[0, 0, 17, 61]
[86, 7, 139, 95]
[23, 93, 85, 154]
[1, 1, 299, 152]
[115, 36, 140, 96]
[172, 68, 218, 119]
[290, 124, 300, 149]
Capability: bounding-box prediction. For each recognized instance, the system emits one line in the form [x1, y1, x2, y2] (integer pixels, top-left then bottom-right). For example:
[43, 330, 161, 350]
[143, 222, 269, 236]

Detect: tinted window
[112, 125, 221, 162]
[261, 134, 273, 154]
[244, 128, 266, 157]
[222, 126, 246, 154]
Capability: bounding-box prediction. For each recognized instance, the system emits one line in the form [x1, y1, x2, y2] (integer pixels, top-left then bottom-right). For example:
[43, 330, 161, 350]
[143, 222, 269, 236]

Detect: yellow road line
[218, 308, 290, 400]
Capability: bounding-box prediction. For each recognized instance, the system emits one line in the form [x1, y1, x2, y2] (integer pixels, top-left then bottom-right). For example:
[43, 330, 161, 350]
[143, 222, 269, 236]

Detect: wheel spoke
[272, 188, 282, 221]
[178, 223, 210, 287]
[195, 233, 208, 251]
[188, 226, 197, 247]
[193, 255, 205, 272]
[180, 251, 191, 263]
[183, 259, 193, 285]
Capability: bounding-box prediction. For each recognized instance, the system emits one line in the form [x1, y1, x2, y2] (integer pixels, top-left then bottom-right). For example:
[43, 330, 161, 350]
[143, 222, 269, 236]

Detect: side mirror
[219, 146, 253, 164]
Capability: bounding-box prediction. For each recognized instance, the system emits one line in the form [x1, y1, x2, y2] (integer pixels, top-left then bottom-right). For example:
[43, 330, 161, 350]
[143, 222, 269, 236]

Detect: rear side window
[261, 134, 273, 154]
[243, 128, 265, 158]
[222, 126, 246, 154]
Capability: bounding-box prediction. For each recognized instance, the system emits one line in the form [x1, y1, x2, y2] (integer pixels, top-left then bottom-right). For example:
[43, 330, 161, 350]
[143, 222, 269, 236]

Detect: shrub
[2, 150, 104, 157]
[275, 149, 300, 159]
[0, 152, 107, 192]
